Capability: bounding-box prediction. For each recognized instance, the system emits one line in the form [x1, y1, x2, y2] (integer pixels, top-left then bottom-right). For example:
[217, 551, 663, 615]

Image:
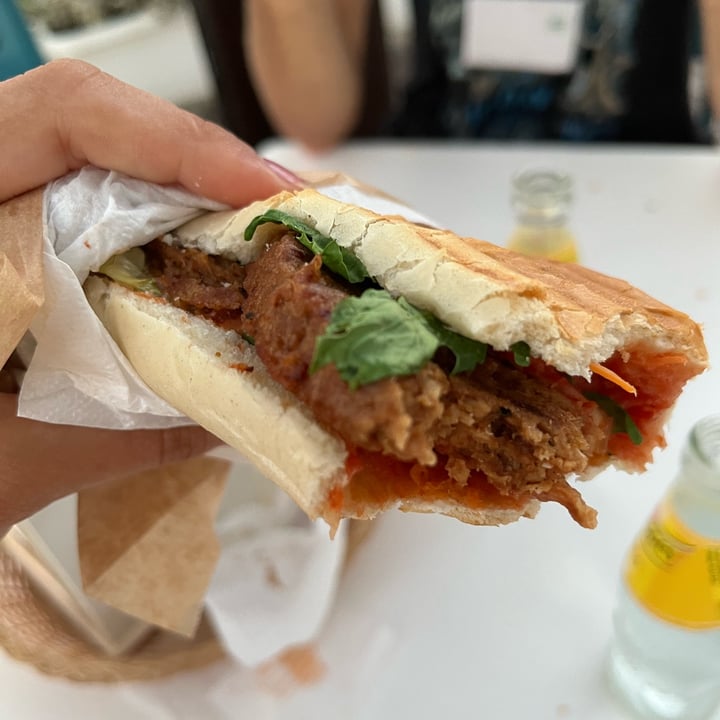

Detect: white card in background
[460, 0, 585, 74]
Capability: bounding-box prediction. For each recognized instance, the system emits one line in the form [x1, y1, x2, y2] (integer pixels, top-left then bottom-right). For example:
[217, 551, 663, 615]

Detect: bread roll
[85, 189, 708, 531]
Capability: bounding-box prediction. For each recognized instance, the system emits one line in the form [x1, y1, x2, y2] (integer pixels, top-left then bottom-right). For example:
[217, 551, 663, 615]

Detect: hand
[0, 58, 299, 204]
[0, 60, 300, 534]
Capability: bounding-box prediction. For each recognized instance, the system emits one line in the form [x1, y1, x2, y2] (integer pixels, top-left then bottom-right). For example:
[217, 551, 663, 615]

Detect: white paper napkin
[18, 167, 224, 428]
[205, 459, 348, 666]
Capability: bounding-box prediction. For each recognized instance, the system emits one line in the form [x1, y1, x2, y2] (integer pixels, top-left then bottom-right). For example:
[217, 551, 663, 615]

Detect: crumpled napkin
[19, 167, 224, 428]
[204, 459, 348, 665]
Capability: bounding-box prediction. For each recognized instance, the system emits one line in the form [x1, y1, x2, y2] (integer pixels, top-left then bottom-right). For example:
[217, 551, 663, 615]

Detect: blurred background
[0, 0, 411, 140]
[1, 0, 717, 147]
[1, 0, 219, 118]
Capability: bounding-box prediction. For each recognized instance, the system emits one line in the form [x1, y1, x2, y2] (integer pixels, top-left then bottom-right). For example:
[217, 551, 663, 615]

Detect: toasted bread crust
[173, 189, 707, 378]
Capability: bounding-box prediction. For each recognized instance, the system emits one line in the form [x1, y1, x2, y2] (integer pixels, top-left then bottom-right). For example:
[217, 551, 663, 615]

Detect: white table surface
[2, 140, 720, 720]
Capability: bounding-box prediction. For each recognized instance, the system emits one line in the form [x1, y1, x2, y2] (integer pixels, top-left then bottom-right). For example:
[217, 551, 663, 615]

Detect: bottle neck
[667, 417, 720, 538]
[677, 416, 720, 493]
[511, 168, 572, 229]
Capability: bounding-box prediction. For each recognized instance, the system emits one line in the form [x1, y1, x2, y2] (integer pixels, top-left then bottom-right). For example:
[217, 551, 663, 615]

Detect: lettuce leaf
[310, 289, 488, 388]
[584, 391, 643, 445]
[98, 248, 160, 295]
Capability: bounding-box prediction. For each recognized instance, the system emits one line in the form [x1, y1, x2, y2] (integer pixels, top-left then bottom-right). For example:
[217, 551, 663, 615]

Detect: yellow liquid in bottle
[507, 224, 579, 263]
[608, 416, 720, 720]
[624, 500, 720, 629]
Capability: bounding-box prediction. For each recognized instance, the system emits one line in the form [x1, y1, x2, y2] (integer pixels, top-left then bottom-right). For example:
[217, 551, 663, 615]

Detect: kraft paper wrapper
[299, 171, 398, 197]
[0, 189, 45, 369]
[298, 170, 437, 227]
[78, 457, 229, 637]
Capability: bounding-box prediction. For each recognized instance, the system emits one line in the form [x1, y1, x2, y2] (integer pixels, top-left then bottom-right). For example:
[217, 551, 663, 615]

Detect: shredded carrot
[589, 362, 637, 396]
[645, 353, 688, 367]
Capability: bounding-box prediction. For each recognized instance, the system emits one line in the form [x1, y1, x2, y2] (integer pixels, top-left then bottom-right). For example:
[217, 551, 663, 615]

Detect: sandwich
[84, 188, 708, 532]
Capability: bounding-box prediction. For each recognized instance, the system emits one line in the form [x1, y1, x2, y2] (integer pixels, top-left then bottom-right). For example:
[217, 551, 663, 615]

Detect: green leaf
[310, 290, 437, 388]
[584, 391, 643, 445]
[244, 209, 370, 283]
[98, 248, 160, 295]
[310, 289, 488, 388]
[412, 302, 488, 374]
[511, 341, 531, 367]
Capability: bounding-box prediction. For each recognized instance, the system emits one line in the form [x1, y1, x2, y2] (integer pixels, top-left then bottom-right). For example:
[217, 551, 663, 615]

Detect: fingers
[0, 59, 300, 204]
[0, 394, 223, 529]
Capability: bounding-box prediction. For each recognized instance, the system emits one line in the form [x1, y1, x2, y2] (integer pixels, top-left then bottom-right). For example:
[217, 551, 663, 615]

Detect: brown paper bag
[78, 457, 229, 637]
[0, 188, 44, 369]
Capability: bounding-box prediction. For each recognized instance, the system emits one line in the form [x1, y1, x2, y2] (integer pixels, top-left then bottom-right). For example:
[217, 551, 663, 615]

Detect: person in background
[244, 0, 720, 150]
[0, 59, 300, 537]
[701, 0, 720, 138]
[242, 0, 376, 150]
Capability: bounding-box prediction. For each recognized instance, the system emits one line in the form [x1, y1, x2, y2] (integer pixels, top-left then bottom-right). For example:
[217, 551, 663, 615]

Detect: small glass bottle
[507, 167, 579, 262]
[607, 415, 720, 720]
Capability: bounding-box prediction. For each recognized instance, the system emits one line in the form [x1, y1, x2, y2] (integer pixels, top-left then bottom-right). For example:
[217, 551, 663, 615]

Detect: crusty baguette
[84, 276, 540, 527]
[174, 189, 707, 378]
[85, 188, 707, 529]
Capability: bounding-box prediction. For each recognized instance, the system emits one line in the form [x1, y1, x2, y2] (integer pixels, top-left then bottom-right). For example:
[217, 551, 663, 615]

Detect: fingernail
[263, 158, 305, 187]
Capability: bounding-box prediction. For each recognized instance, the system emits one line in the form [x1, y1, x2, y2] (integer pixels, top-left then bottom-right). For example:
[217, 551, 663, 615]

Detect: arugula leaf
[244, 209, 370, 283]
[98, 248, 160, 295]
[413, 302, 488, 374]
[584, 391, 643, 445]
[511, 341, 532, 367]
[310, 289, 488, 388]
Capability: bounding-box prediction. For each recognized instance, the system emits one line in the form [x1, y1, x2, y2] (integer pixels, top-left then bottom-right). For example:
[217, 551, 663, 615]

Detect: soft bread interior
[85, 277, 541, 528]
[173, 189, 707, 379]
